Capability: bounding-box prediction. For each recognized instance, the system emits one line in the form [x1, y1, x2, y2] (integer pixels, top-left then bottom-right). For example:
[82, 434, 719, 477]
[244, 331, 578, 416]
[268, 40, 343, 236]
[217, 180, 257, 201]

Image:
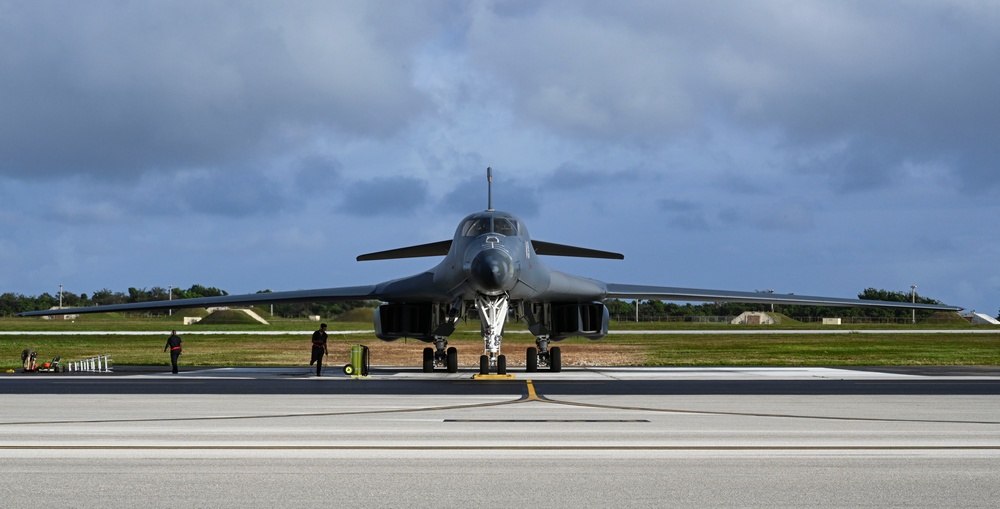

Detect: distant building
[42, 307, 79, 320]
[961, 311, 1000, 325]
[731, 311, 776, 325]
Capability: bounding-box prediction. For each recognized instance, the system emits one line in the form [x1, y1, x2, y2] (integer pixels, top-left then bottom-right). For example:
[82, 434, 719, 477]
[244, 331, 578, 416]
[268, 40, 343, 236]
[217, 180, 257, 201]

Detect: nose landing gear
[476, 293, 510, 375]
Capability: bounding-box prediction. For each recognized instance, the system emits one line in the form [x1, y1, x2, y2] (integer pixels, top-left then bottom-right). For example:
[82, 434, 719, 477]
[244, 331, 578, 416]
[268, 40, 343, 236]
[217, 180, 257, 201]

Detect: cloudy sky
[1, 1, 997, 314]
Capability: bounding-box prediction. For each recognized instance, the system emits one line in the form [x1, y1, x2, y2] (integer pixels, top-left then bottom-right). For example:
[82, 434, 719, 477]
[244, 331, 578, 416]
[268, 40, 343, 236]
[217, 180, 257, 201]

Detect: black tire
[526, 347, 537, 372]
[497, 355, 507, 375]
[446, 347, 458, 373]
[479, 354, 489, 375]
[550, 346, 561, 372]
[343, 364, 354, 375]
[423, 347, 434, 373]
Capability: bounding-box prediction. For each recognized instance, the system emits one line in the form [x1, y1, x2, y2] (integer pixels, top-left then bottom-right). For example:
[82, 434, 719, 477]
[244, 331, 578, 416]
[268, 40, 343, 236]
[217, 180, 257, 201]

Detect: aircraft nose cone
[469, 249, 516, 294]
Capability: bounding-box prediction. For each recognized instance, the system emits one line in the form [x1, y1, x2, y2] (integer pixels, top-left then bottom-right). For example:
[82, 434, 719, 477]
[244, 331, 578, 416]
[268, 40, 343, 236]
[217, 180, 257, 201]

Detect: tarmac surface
[2, 366, 999, 508]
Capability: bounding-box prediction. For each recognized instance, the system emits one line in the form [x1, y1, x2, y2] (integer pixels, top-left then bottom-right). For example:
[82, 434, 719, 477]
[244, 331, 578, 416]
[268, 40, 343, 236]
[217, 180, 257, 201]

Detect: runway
[2, 367, 999, 508]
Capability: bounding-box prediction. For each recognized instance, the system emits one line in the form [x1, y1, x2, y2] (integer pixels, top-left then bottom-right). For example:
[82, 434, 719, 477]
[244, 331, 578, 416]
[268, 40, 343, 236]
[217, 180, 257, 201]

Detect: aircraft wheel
[526, 347, 537, 372]
[422, 347, 434, 373]
[550, 347, 561, 372]
[479, 355, 489, 375]
[497, 355, 507, 375]
[343, 364, 354, 375]
[446, 347, 458, 373]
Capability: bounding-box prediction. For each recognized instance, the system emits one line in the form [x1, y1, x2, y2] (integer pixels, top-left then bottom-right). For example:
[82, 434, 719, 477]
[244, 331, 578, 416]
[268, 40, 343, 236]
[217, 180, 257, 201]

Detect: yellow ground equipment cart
[343, 344, 370, 378]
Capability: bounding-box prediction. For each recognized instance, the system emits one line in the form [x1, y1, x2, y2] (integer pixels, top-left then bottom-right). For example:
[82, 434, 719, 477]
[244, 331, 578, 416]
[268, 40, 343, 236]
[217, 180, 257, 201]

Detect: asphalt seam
[3, 445, 999, 451]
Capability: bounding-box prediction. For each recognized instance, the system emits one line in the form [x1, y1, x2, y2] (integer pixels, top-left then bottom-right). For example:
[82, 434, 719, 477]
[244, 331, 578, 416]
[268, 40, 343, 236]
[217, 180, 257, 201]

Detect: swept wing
[603, 283, 961, 311]
[17, 285, 378, 317]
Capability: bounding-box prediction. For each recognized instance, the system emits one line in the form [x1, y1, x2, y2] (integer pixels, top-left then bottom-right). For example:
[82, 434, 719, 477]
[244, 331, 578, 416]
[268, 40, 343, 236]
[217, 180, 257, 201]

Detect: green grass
[636, 333, 1000, 366]
[2, 316, 998, 370]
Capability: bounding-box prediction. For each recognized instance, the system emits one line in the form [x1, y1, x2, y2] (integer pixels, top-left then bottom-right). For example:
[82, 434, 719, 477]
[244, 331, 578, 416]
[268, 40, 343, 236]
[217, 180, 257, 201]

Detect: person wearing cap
[310, 323, 328, 376]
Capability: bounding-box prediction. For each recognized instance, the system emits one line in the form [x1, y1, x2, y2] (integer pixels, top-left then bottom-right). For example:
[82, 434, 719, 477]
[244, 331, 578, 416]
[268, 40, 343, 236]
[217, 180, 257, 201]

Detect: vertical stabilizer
[487, 167, 493, 211]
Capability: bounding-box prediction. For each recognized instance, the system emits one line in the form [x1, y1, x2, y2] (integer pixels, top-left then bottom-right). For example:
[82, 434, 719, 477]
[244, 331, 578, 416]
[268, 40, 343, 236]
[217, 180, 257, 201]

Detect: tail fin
[487, 167, 493, 211]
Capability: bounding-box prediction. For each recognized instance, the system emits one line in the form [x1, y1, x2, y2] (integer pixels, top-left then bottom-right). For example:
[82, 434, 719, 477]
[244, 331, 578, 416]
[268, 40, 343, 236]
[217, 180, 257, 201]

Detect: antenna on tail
[487, 167, 493, 211]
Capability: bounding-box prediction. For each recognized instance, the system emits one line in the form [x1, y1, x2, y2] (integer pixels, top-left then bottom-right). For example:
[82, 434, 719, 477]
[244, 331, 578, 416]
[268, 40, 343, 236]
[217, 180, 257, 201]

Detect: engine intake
[374, 303, 434, 341]
[546, 302, 609, 341]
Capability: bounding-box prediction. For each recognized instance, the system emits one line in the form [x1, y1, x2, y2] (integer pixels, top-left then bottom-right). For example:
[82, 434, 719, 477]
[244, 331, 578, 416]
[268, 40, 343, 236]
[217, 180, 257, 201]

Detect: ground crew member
[164, 330, 182, 374]
[310, 323, 328, 376]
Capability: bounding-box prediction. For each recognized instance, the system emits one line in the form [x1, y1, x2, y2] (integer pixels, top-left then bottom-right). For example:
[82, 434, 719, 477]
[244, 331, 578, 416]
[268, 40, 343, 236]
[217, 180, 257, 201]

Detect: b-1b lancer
[20, 169, 961, 374]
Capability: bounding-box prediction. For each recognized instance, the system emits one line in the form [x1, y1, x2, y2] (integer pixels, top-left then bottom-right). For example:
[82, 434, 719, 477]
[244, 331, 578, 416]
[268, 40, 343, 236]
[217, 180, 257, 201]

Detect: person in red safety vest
[310, 323, 328, 376]
[163, 330, 182, 374]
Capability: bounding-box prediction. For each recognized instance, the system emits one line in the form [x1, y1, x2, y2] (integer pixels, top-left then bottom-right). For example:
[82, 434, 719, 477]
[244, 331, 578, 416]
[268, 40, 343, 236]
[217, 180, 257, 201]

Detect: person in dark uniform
[163, 330, 182, 374]
[310, 323, 328, 376]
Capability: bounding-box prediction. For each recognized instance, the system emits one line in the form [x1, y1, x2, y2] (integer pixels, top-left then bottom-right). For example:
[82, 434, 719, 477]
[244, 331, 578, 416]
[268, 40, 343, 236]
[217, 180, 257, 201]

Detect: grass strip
[3, 328, 998, 370]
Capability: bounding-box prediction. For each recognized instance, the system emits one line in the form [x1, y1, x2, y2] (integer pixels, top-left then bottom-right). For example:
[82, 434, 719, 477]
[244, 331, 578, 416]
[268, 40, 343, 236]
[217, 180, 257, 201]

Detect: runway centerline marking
[525, 379, 541, 401]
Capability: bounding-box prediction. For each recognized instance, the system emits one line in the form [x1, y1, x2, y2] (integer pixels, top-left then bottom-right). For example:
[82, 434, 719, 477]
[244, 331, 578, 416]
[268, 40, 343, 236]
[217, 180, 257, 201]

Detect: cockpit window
[462, 218, 491, 237]
[462, 217, 519, 236]
[493, 218, 517, 236]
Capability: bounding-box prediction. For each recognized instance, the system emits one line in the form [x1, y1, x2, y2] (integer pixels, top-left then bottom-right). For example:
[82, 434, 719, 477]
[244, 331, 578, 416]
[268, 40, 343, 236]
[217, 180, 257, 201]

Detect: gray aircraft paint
[19, 169, 961, 373]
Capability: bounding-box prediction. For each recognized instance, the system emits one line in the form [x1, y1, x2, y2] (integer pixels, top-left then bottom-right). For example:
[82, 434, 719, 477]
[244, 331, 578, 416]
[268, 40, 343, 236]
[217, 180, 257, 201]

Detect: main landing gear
[422, 337, 458, 373]
[525, 337, 561, 373]
[422, 294, 564, 375]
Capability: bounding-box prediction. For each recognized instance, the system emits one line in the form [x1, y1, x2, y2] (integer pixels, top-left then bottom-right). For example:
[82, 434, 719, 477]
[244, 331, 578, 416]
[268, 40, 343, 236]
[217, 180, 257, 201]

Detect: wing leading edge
[16, 285, 379, 317]
[603, 283, 962, 311]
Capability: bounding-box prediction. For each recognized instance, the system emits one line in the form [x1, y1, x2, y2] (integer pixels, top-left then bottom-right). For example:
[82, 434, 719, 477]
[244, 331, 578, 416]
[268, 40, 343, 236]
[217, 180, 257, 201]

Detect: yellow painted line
[526, 379, 541, 401]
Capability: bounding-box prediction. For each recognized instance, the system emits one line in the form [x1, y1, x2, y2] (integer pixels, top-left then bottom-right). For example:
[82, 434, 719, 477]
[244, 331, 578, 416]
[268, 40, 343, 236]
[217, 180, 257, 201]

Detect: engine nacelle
[545, 302, 609, 341]
[374, 303, 434, 342]
[374, 302, 458, 342]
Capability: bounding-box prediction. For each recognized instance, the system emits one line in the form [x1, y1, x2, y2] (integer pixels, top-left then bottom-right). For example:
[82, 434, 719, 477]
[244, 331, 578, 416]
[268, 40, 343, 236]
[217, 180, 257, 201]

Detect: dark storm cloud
[336, 176, 430, 216]
[22, 154, 343, 223]
[290, 155, 342, 196]
[468, 1, 1000, 191]
[657, 198, 709, 231]
[719, 204, 814, 233]
[147, 169, 291, 217]
[0, 1, 432, 180]
[541, 163, 646, 191]
[438, 174, 540, 217]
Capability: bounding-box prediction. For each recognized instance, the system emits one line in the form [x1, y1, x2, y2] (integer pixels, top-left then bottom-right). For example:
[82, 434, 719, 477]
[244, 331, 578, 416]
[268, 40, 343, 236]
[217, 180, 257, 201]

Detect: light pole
[59, 284, 63, 309]
[168, 285, 173, 317]
[910, 285, 916, 324]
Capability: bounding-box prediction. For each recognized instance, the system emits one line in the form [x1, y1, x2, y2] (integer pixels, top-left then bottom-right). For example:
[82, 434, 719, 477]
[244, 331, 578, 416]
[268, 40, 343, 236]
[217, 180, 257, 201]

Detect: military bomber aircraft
[20, 169, 962, 374]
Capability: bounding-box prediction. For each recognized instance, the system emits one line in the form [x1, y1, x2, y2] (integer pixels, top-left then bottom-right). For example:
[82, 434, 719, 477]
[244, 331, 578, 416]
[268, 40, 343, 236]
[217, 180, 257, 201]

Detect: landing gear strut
[476, 293, 509, 375]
